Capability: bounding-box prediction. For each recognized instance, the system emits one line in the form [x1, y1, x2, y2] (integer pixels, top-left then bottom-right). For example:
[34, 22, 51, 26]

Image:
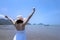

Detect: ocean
[0, 25, 60, 40]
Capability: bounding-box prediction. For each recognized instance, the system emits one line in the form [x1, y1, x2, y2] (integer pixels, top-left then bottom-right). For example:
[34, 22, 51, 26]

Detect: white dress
[13, 30, 26, 40]
[13, 24, 26, 40]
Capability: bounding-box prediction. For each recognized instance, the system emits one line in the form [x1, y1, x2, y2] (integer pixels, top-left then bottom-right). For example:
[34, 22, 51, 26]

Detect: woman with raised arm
[5, 8, 35, 40]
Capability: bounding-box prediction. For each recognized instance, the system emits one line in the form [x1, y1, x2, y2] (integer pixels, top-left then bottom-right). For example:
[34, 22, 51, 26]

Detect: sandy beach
[0, 25, 60, 40]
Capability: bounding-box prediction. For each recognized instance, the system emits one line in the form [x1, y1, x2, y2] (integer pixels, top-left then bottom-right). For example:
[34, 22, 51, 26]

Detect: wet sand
[0, 25, 60, 40]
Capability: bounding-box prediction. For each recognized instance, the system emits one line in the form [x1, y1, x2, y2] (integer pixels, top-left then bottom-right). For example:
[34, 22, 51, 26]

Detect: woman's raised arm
[5, 16, 15, 24]
[22, 8, 35, 26]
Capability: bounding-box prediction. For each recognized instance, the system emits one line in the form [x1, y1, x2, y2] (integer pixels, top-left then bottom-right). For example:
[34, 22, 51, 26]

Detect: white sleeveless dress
[13, 24, 26, 40]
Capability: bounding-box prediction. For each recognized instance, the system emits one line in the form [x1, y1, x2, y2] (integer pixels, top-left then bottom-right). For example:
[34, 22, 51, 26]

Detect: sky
[0, 0, 60, 25]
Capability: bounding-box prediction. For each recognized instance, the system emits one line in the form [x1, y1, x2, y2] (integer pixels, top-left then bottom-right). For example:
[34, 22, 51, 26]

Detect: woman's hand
[32, 7, 35, 13]
[5, 15, 8, 18]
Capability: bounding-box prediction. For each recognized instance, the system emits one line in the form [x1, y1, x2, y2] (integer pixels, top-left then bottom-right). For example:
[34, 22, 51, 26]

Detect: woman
[5, 8, 35, 40]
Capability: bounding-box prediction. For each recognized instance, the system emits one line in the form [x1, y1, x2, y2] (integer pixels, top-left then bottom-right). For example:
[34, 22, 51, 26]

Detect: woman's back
[15, 20, 25, 30]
